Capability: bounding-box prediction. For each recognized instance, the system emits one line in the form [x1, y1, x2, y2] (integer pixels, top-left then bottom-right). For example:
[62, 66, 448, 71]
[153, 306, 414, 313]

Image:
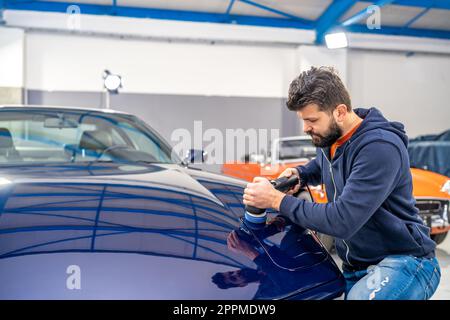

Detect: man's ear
[333, 104, 348, 123]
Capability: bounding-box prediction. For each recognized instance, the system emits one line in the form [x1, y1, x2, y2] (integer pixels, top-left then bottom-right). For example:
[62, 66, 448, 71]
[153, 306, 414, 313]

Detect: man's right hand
[277, 168, 301, 195]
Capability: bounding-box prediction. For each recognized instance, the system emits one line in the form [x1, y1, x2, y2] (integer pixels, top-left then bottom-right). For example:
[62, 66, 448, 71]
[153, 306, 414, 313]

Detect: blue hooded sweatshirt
[279, 107, 436, 271]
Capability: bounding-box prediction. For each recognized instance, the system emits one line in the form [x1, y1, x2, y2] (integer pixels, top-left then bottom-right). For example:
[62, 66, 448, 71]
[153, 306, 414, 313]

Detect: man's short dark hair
[286, 66, 351, 113]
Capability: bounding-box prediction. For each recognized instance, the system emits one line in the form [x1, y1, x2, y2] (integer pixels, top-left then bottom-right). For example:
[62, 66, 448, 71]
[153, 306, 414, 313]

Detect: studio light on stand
[102, 69, 122, 109]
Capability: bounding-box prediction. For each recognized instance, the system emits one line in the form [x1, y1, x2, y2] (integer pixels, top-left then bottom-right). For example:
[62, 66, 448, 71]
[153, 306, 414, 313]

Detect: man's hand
[243, 177, 286, 211]
[227, 231, 259, 260]
[278, 168, 301, 195]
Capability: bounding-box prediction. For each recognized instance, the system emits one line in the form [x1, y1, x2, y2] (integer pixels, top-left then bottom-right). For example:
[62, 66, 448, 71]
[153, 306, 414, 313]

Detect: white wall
[4, 10, 316, 47]
[297, 45, 348, 84]
[347, 49, 450, 137]
[25, 32, 298, 98]
[0, 27, 24, 88]
[24, 33, 350, 99]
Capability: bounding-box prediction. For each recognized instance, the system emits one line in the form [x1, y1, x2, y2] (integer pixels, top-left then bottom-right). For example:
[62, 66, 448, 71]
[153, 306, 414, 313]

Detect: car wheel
[431, 232, 448, 245]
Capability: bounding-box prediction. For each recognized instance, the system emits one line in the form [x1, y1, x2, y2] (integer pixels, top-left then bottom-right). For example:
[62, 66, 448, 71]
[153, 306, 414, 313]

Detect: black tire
[431, 232, 448, 245]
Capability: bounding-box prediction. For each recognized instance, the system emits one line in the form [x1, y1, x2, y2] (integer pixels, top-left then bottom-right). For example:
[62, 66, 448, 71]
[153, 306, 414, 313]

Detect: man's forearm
[271, 189, 286, 211]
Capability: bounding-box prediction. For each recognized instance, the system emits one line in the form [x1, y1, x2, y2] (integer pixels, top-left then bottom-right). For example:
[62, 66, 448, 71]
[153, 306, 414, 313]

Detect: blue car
[0, 106, 344, 300]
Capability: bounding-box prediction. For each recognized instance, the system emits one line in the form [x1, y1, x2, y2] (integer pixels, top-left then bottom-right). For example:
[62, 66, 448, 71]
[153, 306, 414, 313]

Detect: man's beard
[307, 118, 343, 148]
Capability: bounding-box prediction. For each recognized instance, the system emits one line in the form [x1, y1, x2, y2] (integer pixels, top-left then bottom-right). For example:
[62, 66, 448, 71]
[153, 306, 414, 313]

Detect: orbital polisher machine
[242, 175, 299, 231]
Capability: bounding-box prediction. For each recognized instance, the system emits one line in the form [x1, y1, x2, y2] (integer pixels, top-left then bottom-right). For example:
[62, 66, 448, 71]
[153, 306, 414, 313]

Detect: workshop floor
[432, 235, 450, 299]
[330, 234, 450, 300]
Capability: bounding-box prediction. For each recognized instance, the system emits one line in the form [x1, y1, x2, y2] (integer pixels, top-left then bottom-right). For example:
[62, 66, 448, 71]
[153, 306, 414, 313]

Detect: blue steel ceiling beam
[341, 0, 395, 26]
[316, 0, 450, 43]
[3, 0, 314, 29]
[315, 0, 358, 44]
[347, 23, 450, 39]
[341, 1, 448, 40]
[238, 0, 313, 24]
[0, 0, 5, 24]
[111, 0, 117, 15]
[403, 6, 431, 28]
[225, 0, 236, 15]
[393, 0, 450, 10]
[2, 0, 449, 41]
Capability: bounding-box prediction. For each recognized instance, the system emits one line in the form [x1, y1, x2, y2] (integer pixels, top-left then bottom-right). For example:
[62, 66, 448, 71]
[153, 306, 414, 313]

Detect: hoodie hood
[353, 108, 409, 148]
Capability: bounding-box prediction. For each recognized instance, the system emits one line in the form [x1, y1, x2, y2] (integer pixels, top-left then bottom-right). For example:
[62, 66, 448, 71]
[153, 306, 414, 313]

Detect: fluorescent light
[0, 177, 11, 186]
[325, 32, 348, 49]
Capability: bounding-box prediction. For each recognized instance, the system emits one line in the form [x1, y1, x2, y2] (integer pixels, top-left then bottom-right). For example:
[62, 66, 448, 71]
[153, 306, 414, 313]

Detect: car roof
[0, 104, 132, 116]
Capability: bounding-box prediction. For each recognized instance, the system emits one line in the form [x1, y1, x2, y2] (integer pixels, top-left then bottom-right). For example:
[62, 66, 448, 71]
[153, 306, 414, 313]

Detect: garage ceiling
[1, 0, 450, 42]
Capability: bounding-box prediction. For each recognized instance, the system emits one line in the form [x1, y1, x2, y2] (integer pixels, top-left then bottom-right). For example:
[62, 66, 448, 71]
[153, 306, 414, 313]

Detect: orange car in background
[222, 136, 450, 245]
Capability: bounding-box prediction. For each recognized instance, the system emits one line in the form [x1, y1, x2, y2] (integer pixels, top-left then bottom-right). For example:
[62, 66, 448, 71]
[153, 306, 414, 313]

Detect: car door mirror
[184, 149, 208, 164]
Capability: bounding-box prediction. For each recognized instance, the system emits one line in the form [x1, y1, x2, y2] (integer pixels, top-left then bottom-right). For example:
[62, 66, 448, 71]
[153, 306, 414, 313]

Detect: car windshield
[0, 108, 175, 165]
[278, 139, 317, 161]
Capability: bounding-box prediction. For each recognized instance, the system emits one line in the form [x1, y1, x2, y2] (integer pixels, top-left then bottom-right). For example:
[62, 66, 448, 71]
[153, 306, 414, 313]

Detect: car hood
[0, 162, 248, 261]
[0, 162, 344, 299]
[411, 167, 450, 199]
[0, 163, 256, 297]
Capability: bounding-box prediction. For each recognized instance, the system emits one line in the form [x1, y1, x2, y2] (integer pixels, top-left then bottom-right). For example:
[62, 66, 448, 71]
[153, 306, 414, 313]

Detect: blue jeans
[343, 255, 441, 300]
